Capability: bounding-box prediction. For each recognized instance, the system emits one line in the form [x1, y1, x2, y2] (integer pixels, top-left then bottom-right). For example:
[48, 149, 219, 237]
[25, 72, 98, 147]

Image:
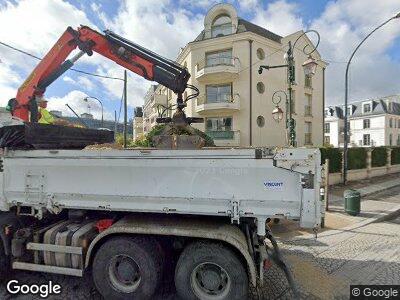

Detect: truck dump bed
[0, 148, 322, 234]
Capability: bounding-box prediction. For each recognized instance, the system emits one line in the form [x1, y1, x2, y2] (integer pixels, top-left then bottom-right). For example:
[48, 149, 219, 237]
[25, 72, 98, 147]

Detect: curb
[356, 181, 400, 198]
[280, 204, 400, 243]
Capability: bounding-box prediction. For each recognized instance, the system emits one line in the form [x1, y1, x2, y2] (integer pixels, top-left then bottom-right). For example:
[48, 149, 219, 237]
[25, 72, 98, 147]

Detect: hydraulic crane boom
[11, 26, 191, 122]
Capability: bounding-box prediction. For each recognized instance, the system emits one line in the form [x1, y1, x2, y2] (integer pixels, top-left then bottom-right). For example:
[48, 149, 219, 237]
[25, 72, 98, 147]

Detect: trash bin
[344, 189, 361, 216]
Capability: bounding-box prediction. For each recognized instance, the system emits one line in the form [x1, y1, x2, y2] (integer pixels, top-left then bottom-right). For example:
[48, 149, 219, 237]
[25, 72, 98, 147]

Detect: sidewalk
[272, 173, 400, 240]
[325, 173, 400, 230]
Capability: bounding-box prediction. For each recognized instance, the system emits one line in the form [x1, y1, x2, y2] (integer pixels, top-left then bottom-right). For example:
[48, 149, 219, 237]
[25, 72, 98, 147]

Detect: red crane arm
[12, 26, 190, 122]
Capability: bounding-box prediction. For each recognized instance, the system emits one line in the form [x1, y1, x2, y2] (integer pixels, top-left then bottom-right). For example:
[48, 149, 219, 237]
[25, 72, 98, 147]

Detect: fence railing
[321, 146, 400, 185]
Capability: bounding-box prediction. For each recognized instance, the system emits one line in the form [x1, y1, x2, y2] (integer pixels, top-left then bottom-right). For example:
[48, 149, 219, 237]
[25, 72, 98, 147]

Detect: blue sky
[0, 0, 399, 120]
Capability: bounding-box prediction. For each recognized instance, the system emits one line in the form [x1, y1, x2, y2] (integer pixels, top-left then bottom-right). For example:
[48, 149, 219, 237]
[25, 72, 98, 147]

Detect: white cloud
[90, 0, 204, 108]
[310, 0, 400, 104]
[252, 0, 304, 36]
[62, 76, 75, 84]
[0, 62, 21, 106]
[47, 90, 113, 120]
[250, 0, 400, 105]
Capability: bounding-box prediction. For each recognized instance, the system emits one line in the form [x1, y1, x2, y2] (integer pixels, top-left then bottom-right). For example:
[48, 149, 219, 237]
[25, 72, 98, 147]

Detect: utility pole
[114, 110, 117, 140]
[343, 13, 400, 184]
[123, 70, 128, 149]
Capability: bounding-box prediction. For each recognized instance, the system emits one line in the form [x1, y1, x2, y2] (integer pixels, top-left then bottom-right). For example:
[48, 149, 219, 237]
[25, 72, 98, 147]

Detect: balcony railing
[304, 133, 312, 145]
[197, 94, 234, 105]
[196, 94, 240, 114]
[304, 106, 312, 116]
[197, 56, 238, 70]
[195, 57, 240, 82]
[206, 130, 235, 140]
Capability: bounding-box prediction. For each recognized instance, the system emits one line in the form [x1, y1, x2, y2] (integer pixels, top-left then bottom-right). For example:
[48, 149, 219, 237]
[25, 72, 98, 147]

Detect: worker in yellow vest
[37, 98, 55, 125]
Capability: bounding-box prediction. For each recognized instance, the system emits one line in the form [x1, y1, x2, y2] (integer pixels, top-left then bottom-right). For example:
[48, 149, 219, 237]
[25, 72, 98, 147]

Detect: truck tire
[175, 242, 248, 300]
[92, 236, 161, 300]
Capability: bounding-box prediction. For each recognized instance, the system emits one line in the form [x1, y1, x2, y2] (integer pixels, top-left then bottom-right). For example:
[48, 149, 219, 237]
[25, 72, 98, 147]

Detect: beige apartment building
[143, 3, 327, 147]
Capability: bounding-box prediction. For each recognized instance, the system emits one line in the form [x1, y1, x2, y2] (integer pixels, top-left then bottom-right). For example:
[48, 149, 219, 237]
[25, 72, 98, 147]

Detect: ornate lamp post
[259, 30, 320, 147]
[271, 90, 287, 123]
[343, 13, 400, 184]
[83, 96, 104, 127]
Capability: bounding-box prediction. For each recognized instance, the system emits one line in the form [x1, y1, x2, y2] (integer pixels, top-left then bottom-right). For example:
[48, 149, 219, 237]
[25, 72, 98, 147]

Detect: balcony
[151, 94, 168, 108]
[304, 106, 313, 117]
[195, 57, 240, 82]
[206, 130, 240, 147]
[196, 94, 240, 114]
[304, 133, 313, 145]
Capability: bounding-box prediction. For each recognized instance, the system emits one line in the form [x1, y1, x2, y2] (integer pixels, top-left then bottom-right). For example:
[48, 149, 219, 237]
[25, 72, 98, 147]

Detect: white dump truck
[0, 147, 322, 299]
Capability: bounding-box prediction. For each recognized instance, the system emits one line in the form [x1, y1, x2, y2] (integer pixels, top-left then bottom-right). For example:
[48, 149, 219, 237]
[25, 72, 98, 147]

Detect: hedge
[391, 147, 400, 165]
[347, 148, 367, 170]
[371, 147, 388, 167]
[320, 147, 342, 173]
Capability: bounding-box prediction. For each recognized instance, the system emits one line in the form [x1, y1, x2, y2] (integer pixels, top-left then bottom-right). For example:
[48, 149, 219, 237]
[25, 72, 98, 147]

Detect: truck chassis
[0, 147, 321, 299]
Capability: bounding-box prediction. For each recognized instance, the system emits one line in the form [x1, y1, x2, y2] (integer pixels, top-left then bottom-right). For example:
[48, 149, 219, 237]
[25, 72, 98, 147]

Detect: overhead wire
[0, 40, 124, 81]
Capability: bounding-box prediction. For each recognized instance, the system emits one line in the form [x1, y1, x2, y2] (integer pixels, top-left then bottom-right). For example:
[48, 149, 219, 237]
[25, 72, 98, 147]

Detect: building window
[397, 134, 400, 146]
[211, 15, 232, 38]
[256, 115, 265, 127]
[305, 75, 312, 88]
[324, 136, 330, 145]
[206, 49, 233, 67]
[304, 94, 312, 116]
[305, 122, 312, 145]
[389, 134, 393, 146]
[206, 83, 232, 103]
[363, 119, 370, 129]
[256, 48, 265, 60]
[256, 82, 265, 94]
[398, 120, 400, 128]
[206, 117, 233, 140]
[324, 123, 330, 133]
[363, 134, 370, 146]
[389, 118, 393, 128]
[363, 103, 371, 113]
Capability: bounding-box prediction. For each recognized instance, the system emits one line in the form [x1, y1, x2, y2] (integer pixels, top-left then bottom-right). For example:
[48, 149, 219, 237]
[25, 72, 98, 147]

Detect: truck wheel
[92, 236, 161, 300]
[175, 242, 248, 300]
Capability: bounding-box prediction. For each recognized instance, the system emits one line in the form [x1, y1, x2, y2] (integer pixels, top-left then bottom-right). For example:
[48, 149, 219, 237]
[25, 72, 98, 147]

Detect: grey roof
[326, 95, 400, 119]
[193, 18, 282, 43]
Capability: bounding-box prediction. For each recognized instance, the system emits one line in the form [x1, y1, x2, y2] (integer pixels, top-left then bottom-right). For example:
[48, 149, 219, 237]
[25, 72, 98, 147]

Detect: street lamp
[343, 13, 400, 184]
[259, 30, 321, 147]
[271, 90, 287, 123]
[83, 96, 104, 127]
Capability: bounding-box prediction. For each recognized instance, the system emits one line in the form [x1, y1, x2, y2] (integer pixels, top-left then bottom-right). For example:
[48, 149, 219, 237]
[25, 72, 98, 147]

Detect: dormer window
[211, 15, 232, 37]
[363, 103, 371, 113]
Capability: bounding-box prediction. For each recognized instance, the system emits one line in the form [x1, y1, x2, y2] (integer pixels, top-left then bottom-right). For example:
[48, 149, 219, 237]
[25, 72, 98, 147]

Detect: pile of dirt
[84, 143, 123, 150]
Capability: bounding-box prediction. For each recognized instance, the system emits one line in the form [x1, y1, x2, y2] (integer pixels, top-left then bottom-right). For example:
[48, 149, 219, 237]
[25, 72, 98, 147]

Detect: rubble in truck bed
[84, 124, 216, 150]
[0, 123, 115, 149]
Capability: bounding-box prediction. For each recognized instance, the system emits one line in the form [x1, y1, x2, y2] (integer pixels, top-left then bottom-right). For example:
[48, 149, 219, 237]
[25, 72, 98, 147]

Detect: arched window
[211, 14, 232, 37]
